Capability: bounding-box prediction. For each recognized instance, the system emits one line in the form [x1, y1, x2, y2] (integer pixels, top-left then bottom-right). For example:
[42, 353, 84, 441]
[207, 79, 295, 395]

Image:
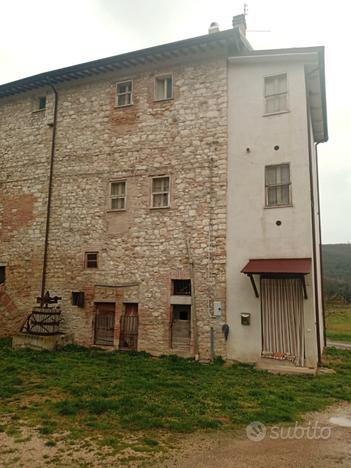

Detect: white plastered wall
[227, 57, 319, 367]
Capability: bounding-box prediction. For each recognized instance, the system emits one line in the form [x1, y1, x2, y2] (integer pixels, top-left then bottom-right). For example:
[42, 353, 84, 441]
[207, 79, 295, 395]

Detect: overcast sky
[1, 0, 350, 244]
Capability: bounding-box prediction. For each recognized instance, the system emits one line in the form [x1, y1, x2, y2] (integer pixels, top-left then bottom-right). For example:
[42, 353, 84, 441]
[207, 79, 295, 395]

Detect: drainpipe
[186, 237, 199, 360]
[40, 79, 58, 303]
[305, 73, 322, 366]
[315, 142, 327, 347]
[207, 145, 217, 362]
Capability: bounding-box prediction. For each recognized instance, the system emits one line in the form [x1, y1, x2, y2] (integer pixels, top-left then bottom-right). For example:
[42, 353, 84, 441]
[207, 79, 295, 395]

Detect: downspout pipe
[315, 142, 327, 347]
[186, 238, 199, 359]
[40, 79, 58, 304]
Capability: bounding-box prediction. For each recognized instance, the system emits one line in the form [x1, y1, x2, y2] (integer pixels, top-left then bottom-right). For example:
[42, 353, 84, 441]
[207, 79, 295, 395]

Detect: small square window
[264, 74, 288, 114]
[116, 81, 132, 107]
[38, 96, 46, 110]
[265, 164, 291, 207]
[172, 280, 191, 296]
[110, 181, 126, 210]
[151, 176, 170, 208]
[85, 252, 98, 268]
[72, 291, 85, 308]
[155, 75, 172, 101]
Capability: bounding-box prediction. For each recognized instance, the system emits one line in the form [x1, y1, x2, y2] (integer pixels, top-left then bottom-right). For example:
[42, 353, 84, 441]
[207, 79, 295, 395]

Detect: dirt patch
[158, 402, 351, 468]
[0, 420, 165, 467]
[1, 403, 351, 467]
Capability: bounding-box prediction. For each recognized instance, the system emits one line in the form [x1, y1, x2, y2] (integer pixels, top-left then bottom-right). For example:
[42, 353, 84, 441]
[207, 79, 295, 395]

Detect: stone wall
[0, 52, 228, 360]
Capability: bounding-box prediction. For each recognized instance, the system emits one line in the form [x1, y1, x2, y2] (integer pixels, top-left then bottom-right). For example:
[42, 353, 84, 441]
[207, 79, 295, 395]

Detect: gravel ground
[160, 402, 351, 468]
[1, 402, 350, 467]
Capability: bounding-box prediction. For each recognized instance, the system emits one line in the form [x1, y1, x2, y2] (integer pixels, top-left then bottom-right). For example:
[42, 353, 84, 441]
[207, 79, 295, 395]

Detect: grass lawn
[326, 303, 351, 342]
[0, 339, 351, 460]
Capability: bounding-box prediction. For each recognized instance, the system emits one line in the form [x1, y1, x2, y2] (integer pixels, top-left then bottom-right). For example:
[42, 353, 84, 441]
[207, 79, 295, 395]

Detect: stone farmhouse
[0, 15, 328, 369]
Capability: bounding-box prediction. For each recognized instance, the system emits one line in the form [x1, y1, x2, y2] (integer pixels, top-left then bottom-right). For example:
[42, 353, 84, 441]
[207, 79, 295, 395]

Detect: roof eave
[0, 28, 250, 98]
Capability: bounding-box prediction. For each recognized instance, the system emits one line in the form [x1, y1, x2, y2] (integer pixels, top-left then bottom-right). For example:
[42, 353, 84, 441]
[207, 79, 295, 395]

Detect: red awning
[241, 258, 312, 275]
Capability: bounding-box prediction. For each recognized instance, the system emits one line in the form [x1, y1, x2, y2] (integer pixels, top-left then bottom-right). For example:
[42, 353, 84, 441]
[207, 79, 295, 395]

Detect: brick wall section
[0, 284, 22, 335]
[0, 52, 228, 359]
[0, 94, 52, 336]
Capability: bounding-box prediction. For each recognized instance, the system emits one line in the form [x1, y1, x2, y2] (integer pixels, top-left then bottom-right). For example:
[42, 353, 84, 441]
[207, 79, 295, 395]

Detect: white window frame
[154, 74, 173, 101]
[150, 176, 170, 209]
[265, 163, 292, 208]
[116, 80, 133, 107]
[263, 73, 288, 116]
[109, 180, 127, 211]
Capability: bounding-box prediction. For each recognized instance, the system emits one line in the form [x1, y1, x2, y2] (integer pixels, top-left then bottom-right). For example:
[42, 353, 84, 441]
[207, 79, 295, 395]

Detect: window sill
[263, 110, 290, 117]
[114, 103, 133, 109]
[32, 108, 46, 114]
[150, 206, 170, 210]
[264, 204, 293, 209]
[154, 97, 173, 102]
[107, 209, 127, 213]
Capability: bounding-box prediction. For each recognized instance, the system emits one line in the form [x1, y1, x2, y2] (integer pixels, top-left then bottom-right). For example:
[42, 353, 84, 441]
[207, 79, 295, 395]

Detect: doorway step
[255, 358, 316, 375]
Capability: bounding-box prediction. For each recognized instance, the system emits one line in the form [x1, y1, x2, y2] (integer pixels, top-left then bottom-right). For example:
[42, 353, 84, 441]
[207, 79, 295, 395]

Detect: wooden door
[119, 303, 138, 350]
[171, 305, 191, 351]
[94, 303, 116, 346]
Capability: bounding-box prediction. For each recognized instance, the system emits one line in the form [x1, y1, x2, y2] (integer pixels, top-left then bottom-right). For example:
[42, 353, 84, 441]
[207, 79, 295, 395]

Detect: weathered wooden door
[119, 303, 138, 350]
[171, 305, 191, 351]
[94, 303, 116, 346]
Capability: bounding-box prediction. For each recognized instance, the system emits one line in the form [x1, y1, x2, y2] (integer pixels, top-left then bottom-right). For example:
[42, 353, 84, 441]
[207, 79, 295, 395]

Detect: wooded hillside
[322, 244, 351, 303]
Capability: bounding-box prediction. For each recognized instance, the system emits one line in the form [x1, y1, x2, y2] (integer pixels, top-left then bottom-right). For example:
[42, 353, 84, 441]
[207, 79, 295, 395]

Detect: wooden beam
[249, 274, 259, 298]
[301, 276, 308, 299]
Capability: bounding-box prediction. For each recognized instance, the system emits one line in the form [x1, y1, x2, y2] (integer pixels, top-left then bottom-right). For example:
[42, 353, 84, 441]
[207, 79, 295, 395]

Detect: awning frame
[244, 272, 308, 300]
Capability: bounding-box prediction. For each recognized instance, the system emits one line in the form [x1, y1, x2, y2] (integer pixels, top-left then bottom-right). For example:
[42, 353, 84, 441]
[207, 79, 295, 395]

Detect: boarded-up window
[151, 176, 170, 208]
[264, 74, 288, 114]
[116, 81, 132, 107]
[265, 164, 291, 207]
[155, 76, 172, 100]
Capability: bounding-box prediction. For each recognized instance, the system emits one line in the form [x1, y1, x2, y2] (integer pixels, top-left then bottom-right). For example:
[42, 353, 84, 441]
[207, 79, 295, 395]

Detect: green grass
[0, 338, 351, 454]
[326, 303, 351, 342]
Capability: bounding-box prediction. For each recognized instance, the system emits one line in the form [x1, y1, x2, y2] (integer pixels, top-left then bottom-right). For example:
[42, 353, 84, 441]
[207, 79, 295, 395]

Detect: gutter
[315, 142, 327, 347]
[40, 79, 58, 303]
[305, 73, 322, 366]
[317, 48, 329, 143]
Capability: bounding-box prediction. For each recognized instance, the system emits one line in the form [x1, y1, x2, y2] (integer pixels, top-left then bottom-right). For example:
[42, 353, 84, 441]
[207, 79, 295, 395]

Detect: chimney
[208, 22, 219, 34]
[232, 14, 247, 36]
